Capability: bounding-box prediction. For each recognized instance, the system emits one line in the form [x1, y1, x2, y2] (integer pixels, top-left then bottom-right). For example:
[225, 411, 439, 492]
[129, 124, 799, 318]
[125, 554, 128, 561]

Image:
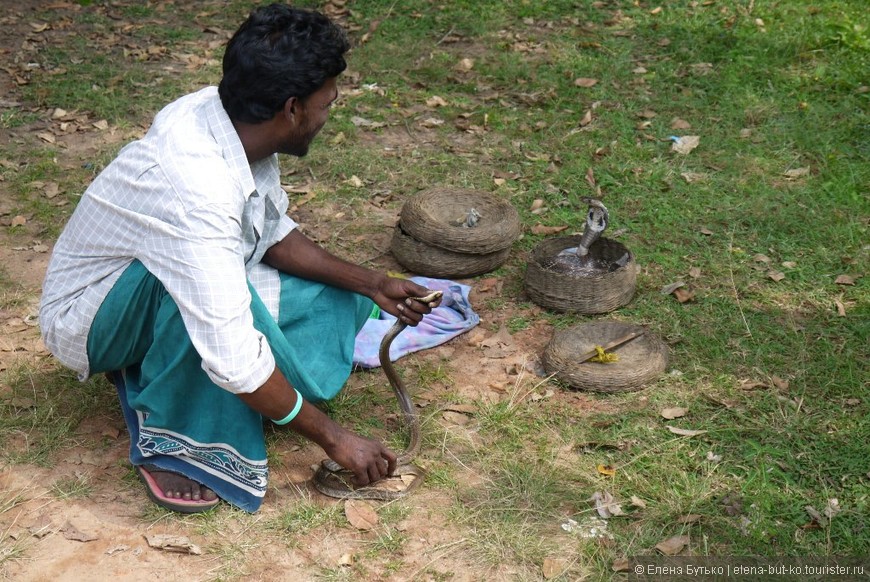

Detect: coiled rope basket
[542, 320, 668, 393]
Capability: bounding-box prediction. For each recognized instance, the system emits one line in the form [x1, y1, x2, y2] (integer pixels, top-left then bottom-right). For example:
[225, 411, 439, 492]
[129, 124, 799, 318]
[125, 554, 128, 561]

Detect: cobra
[313, 290, 443, 500]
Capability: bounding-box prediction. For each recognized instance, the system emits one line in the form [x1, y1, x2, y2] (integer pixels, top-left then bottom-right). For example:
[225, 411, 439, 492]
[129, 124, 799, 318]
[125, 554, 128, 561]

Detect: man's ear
[282, 96, 299, 123]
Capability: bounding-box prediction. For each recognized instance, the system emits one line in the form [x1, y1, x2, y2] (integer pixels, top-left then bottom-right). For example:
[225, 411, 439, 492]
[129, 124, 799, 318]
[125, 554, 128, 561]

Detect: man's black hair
[219, 4, 349, 123]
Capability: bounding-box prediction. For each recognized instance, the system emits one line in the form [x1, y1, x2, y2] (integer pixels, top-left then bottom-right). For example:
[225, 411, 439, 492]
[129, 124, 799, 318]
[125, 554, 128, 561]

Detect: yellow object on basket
[588, 345, 619, 363]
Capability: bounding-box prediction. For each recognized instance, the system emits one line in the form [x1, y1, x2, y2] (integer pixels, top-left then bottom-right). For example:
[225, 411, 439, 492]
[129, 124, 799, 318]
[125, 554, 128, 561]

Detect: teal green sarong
[87, 260, 372, 512]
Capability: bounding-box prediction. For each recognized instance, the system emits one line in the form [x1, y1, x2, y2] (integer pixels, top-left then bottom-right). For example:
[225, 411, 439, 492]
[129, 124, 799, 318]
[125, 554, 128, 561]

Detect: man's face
[280, 77, 339, 157]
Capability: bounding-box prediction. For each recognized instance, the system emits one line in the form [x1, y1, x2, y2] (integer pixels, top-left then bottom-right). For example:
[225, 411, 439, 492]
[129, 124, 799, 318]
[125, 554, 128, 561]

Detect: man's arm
[262, 229, 438, 325]
[239, 367, 397, 486]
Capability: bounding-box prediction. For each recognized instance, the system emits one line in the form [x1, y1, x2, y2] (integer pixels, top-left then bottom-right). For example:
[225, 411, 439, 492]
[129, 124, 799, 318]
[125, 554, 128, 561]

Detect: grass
[0, 0, 868, 579]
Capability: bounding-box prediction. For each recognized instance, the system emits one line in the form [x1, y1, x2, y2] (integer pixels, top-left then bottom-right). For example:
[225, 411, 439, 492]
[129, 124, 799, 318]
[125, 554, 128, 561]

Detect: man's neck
[232, 119, 277, 163]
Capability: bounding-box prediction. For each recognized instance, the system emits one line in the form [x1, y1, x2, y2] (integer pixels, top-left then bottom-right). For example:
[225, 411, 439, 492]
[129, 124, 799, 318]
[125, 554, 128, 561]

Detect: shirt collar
[205, 88, 257, 199]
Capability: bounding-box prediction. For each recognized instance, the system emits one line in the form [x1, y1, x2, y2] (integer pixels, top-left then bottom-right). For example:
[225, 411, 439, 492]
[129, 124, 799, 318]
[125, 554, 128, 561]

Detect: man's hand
[373, 277, 442, 326]
[323, 428, 398, 486]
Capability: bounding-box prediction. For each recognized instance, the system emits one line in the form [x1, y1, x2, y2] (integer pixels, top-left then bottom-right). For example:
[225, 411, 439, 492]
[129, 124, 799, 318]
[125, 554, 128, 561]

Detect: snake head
[582, 198, 609, 233]
[416, 290, 443, 305]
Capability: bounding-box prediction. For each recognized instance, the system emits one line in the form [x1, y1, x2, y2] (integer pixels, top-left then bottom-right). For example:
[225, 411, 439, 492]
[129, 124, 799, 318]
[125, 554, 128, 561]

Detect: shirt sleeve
[141, 200, 275, 394]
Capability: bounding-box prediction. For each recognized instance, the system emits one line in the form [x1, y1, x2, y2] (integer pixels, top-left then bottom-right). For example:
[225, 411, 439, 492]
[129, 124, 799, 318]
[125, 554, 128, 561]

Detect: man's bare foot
[144, 465, 218, 502]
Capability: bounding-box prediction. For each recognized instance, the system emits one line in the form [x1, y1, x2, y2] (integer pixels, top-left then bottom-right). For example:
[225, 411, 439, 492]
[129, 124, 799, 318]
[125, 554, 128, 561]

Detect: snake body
[313, 290, 442, 500]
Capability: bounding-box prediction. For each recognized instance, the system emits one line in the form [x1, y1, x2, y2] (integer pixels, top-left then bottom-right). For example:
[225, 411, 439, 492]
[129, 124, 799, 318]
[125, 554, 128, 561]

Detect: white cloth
[39, 86, 297, 394]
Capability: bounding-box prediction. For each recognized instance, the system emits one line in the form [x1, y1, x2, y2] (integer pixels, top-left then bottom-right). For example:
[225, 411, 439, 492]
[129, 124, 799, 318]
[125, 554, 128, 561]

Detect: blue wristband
[272, 389, 304, 425]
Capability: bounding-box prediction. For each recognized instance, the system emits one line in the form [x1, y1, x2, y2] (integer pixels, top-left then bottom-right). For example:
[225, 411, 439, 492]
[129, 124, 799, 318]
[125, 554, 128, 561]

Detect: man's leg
[88, 260, 267, 512]
[257, 271, 373, 403]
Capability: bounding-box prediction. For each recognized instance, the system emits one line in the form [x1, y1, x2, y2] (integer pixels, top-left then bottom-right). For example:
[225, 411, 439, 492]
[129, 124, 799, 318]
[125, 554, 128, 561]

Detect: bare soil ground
[0, 4, 608, 580]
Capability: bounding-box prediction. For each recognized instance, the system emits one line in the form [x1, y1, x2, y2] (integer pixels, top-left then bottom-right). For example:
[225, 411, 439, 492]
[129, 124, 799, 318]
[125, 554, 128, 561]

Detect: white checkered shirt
[39, 87, 297, 394]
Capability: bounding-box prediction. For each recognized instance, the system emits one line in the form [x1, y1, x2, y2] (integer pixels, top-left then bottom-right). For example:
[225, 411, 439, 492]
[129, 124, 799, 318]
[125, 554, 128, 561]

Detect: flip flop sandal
[136, 465, 220, 514]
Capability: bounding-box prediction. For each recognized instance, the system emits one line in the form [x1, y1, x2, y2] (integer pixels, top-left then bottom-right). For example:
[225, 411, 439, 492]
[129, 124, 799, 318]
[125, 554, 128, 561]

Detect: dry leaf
[835, 274, 856, 286]
[805, 505, 824, 524]
[43, 182, 60, 199]
[661, 407, 688, 419]
[590, 491, 625, 518]
[345, 500, 378, 530]
[671, 117, 692, 130]
[419, 117, 444, 128]
[426, 95, 448, 107]
[671, 135, 700, 155]
[630, 496, 647, 508]
[442, 410, 471, 425]
[738, 379, 769, 390]
[782, 261, 797, 268]
[681, 172, 706, 183]
[530, 199, 544, 212]
[690, 62, 714, 75]
[666, 426, 707, 437]
[92, 119, 109, 130]
[650, 6, 663, 14]
[677, 514, 702, 524]
[455, 58, 475, 71]
[596, 464, 616, 477]
[542, 557, 568, 579]
[771, 376, 789, 390]
[28, 514, 53, 538]
[824, 498, 840, 520]
[783, 167, 810, 180]
[573, 77, 598, 88]
[612, 558, 630, 572]
[660, 281, 685, 295]
[144, 534, 202, 555]
[11, 215, 27, 227]
[61, 521, 98, 542]
[655, 534, 689, 555]
[531, 224, 569, 236]
[673, 287, 695, 303]
[688, 267, 701, 279]
[37, 132, 56, 144]
[835, 299, 846, 316]
[350, 116, 386, 129]
[579, 109, 593, 126]
[753, 253, 771, 264]
[767, 270, 785, 282]
[699, 227, 714, 235]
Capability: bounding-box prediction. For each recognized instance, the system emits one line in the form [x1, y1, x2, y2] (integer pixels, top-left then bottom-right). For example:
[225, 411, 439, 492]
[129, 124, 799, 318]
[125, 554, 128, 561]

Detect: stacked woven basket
[390, 188, 521, 278]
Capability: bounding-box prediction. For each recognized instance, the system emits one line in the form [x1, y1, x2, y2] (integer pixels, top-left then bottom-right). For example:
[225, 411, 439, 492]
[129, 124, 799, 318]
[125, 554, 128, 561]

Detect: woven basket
[525, 236, 636, 314]
[399, 187, 521, 254]
[390, 226, 511, 278]
[542, 320, 668, 393]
